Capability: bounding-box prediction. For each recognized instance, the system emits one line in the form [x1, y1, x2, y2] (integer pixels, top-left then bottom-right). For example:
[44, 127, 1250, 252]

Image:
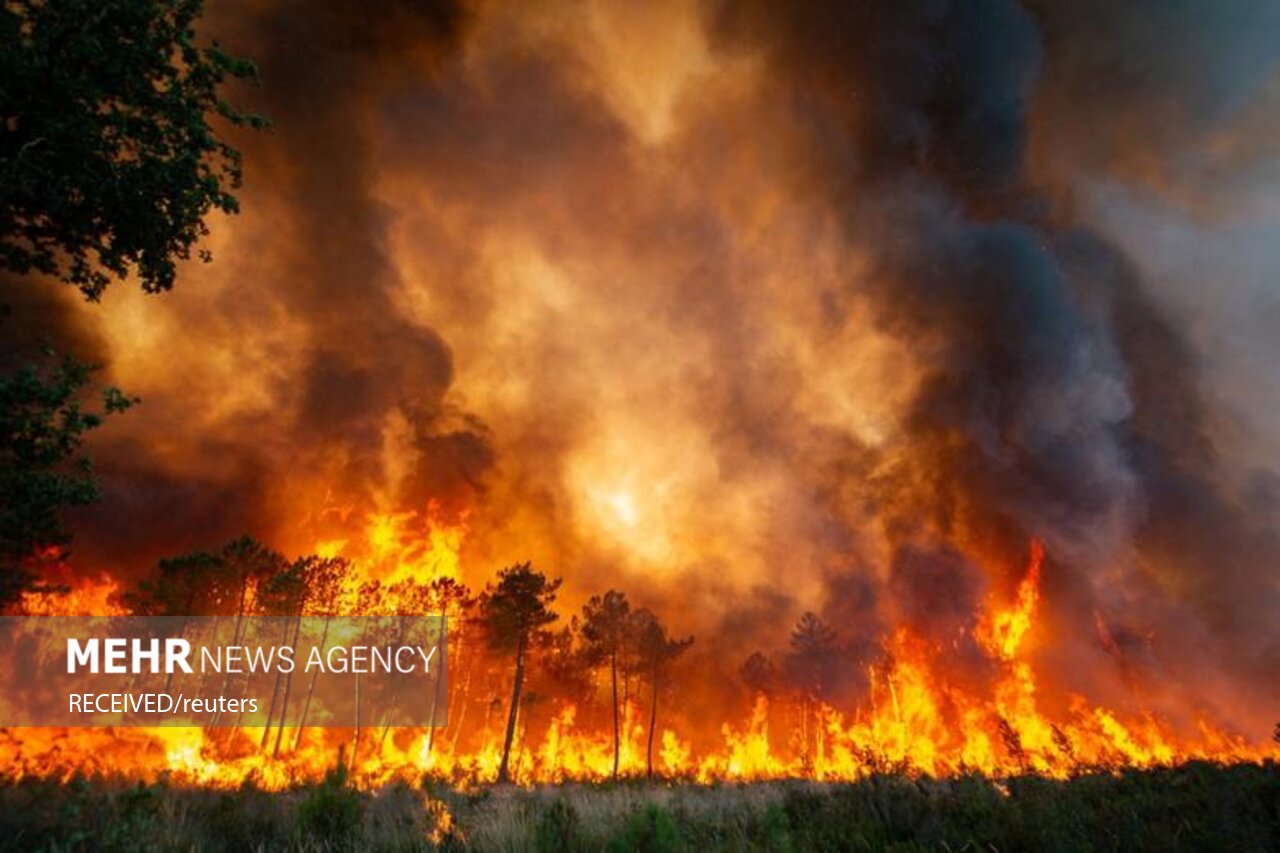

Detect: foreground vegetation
[0, 761, 1275, 852]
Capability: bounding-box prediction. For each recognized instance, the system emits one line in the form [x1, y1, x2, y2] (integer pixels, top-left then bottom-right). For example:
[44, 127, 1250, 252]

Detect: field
[0, 762, 1275, 852]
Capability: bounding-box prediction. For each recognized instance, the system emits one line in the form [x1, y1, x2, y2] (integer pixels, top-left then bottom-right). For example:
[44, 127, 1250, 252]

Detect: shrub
[607, 804, 683, 853]
[297, 764, 364, 848]
[534, 797, 581, 852]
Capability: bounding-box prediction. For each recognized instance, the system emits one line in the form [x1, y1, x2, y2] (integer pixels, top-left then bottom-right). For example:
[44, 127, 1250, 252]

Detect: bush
[534, 797, 581, 852]
[0, 761, 1274, 851]
[297, 764, 363, 848]
[607, 804, 683, 853]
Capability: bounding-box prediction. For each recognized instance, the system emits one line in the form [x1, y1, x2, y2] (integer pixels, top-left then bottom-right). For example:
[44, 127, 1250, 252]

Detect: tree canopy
[0, 352, 134, 608]
[480, 562, 561, 655]
[0, 0, 265, 299]
[479, 562, 561, 783]
[581, 589, 633, 779]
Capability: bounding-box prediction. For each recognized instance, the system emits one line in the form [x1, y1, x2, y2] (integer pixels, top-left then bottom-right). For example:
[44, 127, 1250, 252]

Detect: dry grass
[1, 761, 1276, 851]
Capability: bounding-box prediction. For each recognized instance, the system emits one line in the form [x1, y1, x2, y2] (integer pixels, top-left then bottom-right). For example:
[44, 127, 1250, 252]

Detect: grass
[0, 761, 1274, 852]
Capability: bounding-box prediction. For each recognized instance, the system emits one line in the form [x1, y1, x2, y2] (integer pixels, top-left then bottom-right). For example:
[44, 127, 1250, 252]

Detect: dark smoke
[709, 0, 1278, 725]
[230, 0, 489, 507]
[7, 0, 1274, 741]
[55, 0, 493, 571]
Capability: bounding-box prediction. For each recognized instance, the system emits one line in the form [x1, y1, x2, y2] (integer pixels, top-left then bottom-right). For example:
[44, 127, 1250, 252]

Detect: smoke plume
[10, 0, 1275, 739]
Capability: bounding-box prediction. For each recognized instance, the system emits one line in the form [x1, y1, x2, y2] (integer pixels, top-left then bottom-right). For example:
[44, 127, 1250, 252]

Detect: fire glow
[2, 514, 1273, 789]
[4, 0, 1278, 792]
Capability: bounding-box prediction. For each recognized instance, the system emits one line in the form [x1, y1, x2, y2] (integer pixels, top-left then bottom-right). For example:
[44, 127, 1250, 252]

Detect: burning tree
[117, 550, 223, 618]
[633, 608, 693, 779]
[422, 577, 472, 756]
[478, 562, 561, 784]
[580, 589, 633, 780]
[290, 555, 353, 750]
[784, 612, 841, 774]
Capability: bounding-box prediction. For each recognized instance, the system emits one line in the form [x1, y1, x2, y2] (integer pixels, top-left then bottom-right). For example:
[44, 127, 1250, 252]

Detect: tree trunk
[610, 648, 620, 779]
[647, 665, 659, 780]
[224, 577, 250, 728]
[260, 614, 292, 748]
[496, 631, 526, 784]
[378, 616, 414, 749]
[272, 610, 303, 756]
[293, 614, 330, 751]
[425, 607, 448, 755]
[448, 626, 474, 754]
[351, 670, 361, 772]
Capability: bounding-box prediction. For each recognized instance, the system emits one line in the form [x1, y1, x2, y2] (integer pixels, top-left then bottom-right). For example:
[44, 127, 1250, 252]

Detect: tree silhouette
[784, 611, 841, 774]
[291, 555, 352, 750]
[740, 651, 777, 698]
[633, 608, 693, 779]
[539, 618, 595, 707]
[212, 536, 287, 727]
[116, 547, 222, 696]
[1, 0, 265, 298]
[479, 562, 560, 784]
[581, 590, 633, 780]
[0, 353, 133, 610]
[424, 577, 472, 753]
[786, 612, 840, 698]
[257, 557, 306, 747]
[117, 550, 223, 617]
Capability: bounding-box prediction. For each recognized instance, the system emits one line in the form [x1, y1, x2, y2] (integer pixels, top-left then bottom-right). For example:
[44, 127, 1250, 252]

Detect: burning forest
[0, 0, 1278, 848]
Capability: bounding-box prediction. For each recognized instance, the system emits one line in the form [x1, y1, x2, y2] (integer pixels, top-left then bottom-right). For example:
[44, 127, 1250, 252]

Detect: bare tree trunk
[425, 609, 448, 754]
[611, 649, 620, 780]
[377, 616, 417, 749]
[647, 665, 659, 780]
[209, 581, 247, 727]
[224, 578, 251, 729]
[448, 627, 474, 754]
[272, 610, 303, 756]
[497, 632, 526, 784]
[260, 615, 292, 748]
[351, 671, 361, 773]
[293, 615, 330, 751]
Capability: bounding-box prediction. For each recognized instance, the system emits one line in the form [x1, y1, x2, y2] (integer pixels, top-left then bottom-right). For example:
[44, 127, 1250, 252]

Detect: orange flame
[2, 534, 1274, 789]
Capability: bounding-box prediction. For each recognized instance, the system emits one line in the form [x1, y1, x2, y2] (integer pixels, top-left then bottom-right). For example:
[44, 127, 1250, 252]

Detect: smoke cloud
[11, 0, 1275, 738]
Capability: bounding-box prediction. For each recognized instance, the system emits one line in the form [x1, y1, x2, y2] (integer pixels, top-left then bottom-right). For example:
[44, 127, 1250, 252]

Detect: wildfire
[318, 502, 466, 586]
[18, 574, 127, 617]
[1, 532, 1274, 790]
[1, 0, 1274, 814]
[981, 539, 1044, 662]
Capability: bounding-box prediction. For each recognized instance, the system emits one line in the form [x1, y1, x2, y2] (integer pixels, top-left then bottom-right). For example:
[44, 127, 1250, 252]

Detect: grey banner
[0, 616, 447, 727]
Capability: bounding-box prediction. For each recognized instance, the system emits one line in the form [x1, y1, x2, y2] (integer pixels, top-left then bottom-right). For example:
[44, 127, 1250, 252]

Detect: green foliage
[0, 0, 267, 299]
[118, 550, 221, 615]
[297, 763, 363, 848]
[0, 350, 134, 609]
[759, 802, 793, 851]
[534, 797, 581, 852]
[607, 804, 683, 853]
